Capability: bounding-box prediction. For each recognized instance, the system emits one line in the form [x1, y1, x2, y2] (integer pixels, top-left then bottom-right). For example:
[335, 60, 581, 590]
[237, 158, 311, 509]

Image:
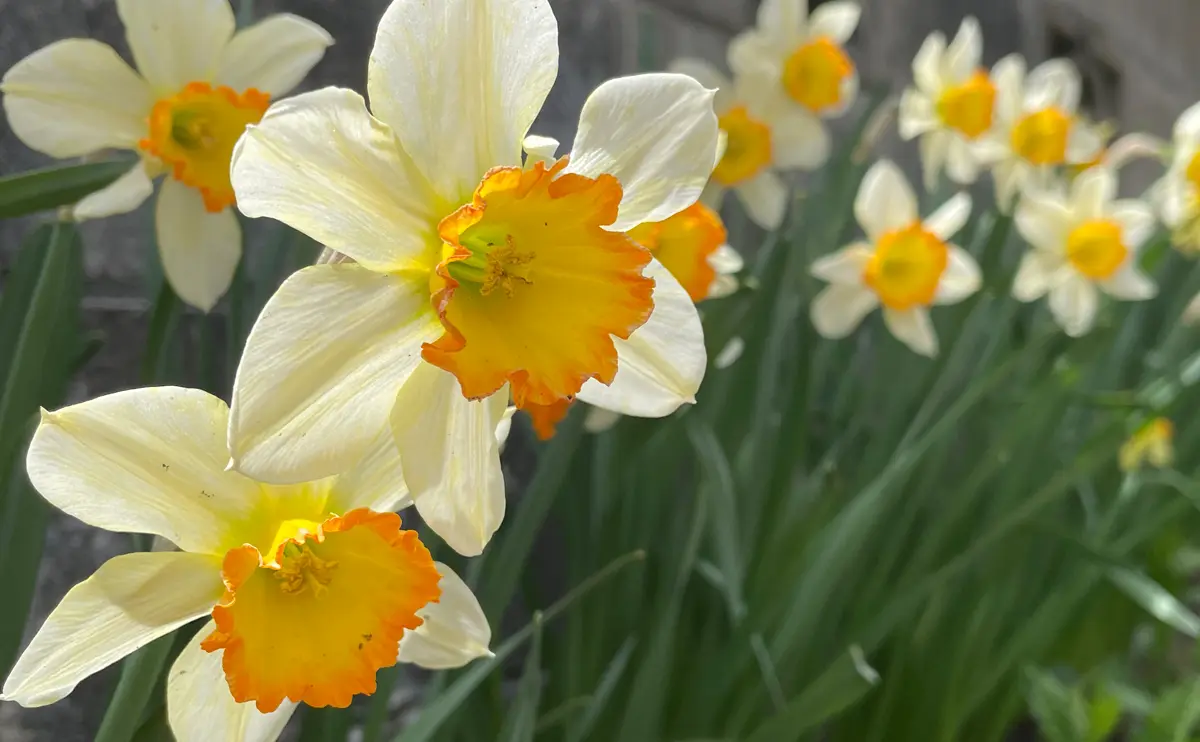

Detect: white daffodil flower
[899, 17, 1005, 190]
[1013, 167, 1157, 337]
[0, 0, 331, 311]
[1156, 101, 1200, 253]
[670, 51, 834, 229]
[986, 56, 1104, 211]
[810, 160, 980, 357]
[2, 387, 492, 742]
[225, 0, 718, 557]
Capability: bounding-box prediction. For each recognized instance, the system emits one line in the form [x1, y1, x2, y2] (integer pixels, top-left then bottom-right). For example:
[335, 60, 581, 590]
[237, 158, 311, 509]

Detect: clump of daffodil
[809, 160, 980, 357]
[225, 0, 718, 557]
[1156, 101, 1200, 254]
[899, 17, 1003, 190]
[0, 0, 331, 311]
[1, 388, 492, 742]
[987, 56, 1104, 211]
[1012, 167, 1156, 337]
[1119, 418, 1175, 472]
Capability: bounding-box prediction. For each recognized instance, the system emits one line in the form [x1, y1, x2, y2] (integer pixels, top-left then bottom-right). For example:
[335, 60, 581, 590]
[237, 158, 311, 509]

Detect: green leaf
[0, 160, 132, 219]
[1108, 567, 1200, 637]
[686, 418, 745, 623]
[1025, 667, 1089, 742]
[743, 646, 880, 742]
[499, 614, 544, 742]
[1088, 689, 1123, 742]
[567, 638, 637, 742]
[1143, 679, 1200, 742]
[95, 633, 176, 742]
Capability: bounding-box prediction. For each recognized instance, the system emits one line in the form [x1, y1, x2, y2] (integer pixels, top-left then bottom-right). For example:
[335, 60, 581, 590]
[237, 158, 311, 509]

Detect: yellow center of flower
[138, 82, 270, 213]
[1119, 417, 1175, 472]
[862, 223, 949, 310]
[936, 70, 996, 139]
[629, 202, 728, 303]
[1010, 107, 1072, 166]
[712, 106, 773, 187]
[1065, 219, 1126, 280]
[782, 37, 855, 113]
[202, 509, 441, 713]
[422, 158, 654, 409]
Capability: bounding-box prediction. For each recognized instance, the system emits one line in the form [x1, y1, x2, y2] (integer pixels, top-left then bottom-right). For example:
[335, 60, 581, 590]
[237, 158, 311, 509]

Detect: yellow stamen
[273, 543, 338, 596]
[713, 106, 773, 187]
[1010, 107, 1072, 166]
[782, 37, 855, 113]
[936, 70, 996, 139]
[1066, 219, 1126, 280]
[862, 223, 949, 310]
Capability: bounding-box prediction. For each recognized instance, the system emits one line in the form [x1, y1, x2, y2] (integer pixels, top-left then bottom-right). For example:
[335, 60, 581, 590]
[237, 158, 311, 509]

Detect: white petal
[708, 244, 745, 275]
[919, 130, 952, 191]
[391, 365, 507, 557]
[756, 0, 808, 43]
[117, 0, 235, 94]
[991, 54, 1026, 124]
[714, 336, 746, 369]
[27, 387, 260, 555]
[898, 89, 938, 140]
[810, 284, 878, 338]
[1016, 190, 1072, 253]
[399, 563, 493, 669]
[0, 39, 153, 157]
[883, 307, 938, 357]
[1175, 102, 1200, 144]
[1101, 263, 1157, 301]
[577, 259, 706, 417]
[2, 551, 222, 707]
[1049, 277, 1099, 337]
[912, 31, 946, 93]
[811, 243, 870, 285]
[522, 134, 560, 166]
[228, 264, 441, 484]
[771, 108, 831, 170]
[808, 1, 861, 45]
[934, 246, 981, 304]
[168, 623, 298, 742]
[855, 160, 918, 241]
[668, 58, 734, 113]
[495, 407, 518, 450]
[925, 192, 972, 240]
[1066, 121, 1104, 163]
[945, 17, 983, 82]
[735, 171, 789, 230]
[231, 87, 437, 273]
[156, 181, 240, 313]
[368, 0, 557, 200]
[1182, 292, 1200, 326]
[708, 274, 740, 299]
[1011, 250, 1058, 302]
[583, 407, 622, 434]
[565, 73, 720, 232]
[1024, 59, 1080, 112]
[1111, 199, 1157, 250]
[727, 32, 779, 81]
[216, 14, 333, 96]
[1070, 166, 1116, 219]
[1104, 133, 1166, 170]
[1159, 170, 1193, 227]
[73, 161, 155, 221]
[993, 159, 1027, 213]
[327, 429, 411, 516]
[944, 135, 984, 185]
[831, 69, 860, 118]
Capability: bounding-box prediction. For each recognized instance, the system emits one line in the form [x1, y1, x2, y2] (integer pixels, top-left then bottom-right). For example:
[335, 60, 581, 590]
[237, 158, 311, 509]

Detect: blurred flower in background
[1157, 101, 1200, 254]
[0, 0, 331, 311]
[1119, 417, 1175, 472]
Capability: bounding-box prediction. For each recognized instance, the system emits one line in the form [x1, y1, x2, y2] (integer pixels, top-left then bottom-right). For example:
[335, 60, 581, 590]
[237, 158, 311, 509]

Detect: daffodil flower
[669, 50, 834, 229]
[810, 160, 980, 357]
[987, 56, 1104, 211]
[899, 17, 1004, 189]
[1013, 168, 1156, 337]
[224, 0, 718, 557]
[0, 0, 331, 311]
[1119, 417, 1174, 472]
[2, 388, 491, 742]
[1156, 101, 1200, 253]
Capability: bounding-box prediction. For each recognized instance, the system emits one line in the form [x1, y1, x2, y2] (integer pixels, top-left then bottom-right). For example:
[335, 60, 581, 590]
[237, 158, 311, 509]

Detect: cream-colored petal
[771, 108, 831, 170]
[399, 562, 493, 670]
[583, 407, 622, 434]
[216, 14, 332, 97]
[735, 171, 789, 230]
[944, 17, 982, 82]
[714, 336, 746, 369]
[565, 73, 719, 232]
[883, 307, 938, 357]
[810, 284, 878, 338]
[912, 31, 946, 94]
[231, 87, 438, 273]
[2, 551, 222, 707]
[1100, 263, 1157, 301]
[925, 192, 972, 240]
[919, 130, 952, 191]
[117, 0, 235, 94]
[944, 135, 984, 185]
[807, 1, 861, 45]
[495, 407, 517, 451]
[1158, 169, 1193, 227]
[168, 623, 298, 742]
[368, 0, 557, 201]
[73, 161, 156, 221]
[1011, 250, 1058, 302]
[1049, 276, 1099, 337]
[327, 429, 411, 516]
[934, 246, 981, 305]
[1104, 133, 1166, 170]
[993, 159, 1027, 213]
[855, 160, 918, 241]
[708, 274, 740, 299]
[755, 0, 807, 46]
[991, 54, 1026, 124]
[1, 39, 153, 157]
[576, 259, 706, 417]
[1015, 191, 1072, 253]
[898, 89, 937, 140]
[709, 244, 745, 275]
[156, 180, 240, 313]
[727, 31, 779, 81]
[829, 69, 860, 118]
[390, 365, 507, 558]
[522, 134, 560, 166]
[668, 58, 734, 113]
[811, 243, 871, 285]
[1110, 199, 1157, 250]
[229, 264, 441, 485]
[1066, 121, 1105, 163]
[27, 387, 260, 555]
[1175, 102, 1200, 144]
[1070, 166, 1116, 219]
[1024, 59, 1080, 112]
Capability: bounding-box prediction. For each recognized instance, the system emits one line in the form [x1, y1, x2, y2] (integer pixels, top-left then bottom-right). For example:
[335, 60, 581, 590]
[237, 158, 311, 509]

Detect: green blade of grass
[0, 160, 132, 219]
